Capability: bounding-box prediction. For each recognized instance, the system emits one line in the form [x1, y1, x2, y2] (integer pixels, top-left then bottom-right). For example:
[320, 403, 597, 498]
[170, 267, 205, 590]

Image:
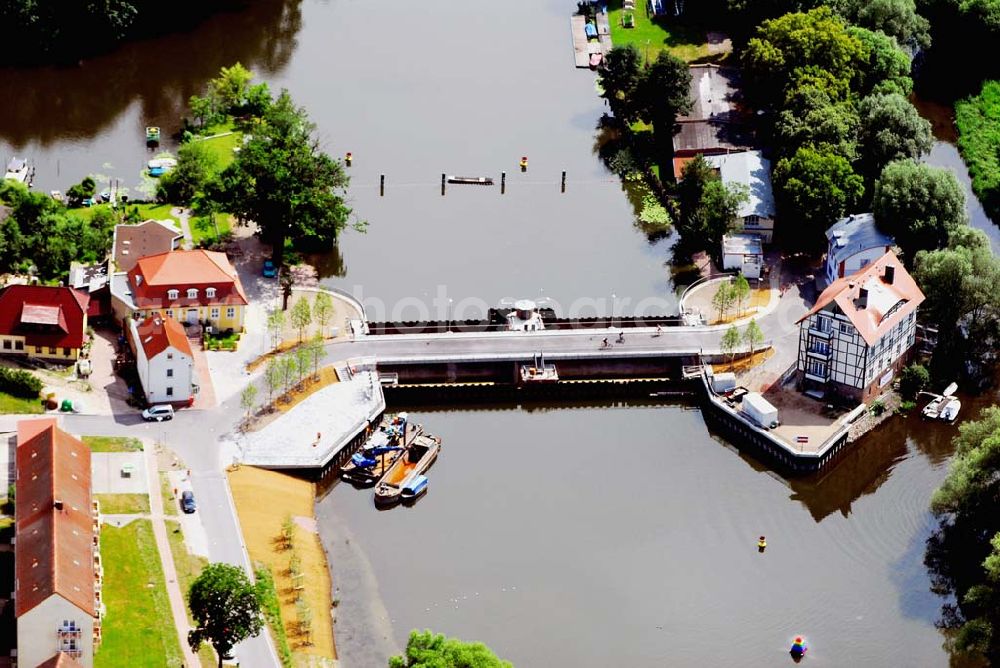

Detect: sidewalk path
[172, 207, 194, 250]
[144, 444, 199, 668]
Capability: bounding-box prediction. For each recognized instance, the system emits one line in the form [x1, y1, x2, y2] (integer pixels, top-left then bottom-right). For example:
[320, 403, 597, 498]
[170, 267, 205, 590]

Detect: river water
[2, 1, 998, 666]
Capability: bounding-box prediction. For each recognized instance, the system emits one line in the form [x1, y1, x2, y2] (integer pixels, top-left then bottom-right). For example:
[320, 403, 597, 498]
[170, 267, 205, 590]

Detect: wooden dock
[570, 14, 613, 69]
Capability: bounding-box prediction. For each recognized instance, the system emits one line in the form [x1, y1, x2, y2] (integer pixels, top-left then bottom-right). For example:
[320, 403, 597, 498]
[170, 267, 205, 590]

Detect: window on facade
[839, 323, 851, 334]
[210, 307, 220, 319]
[167, 289, 179, 300]
[167, 368, 174, 377]
[165, 309, 174, 318]
[167, 352, 173, 360]
[2, 340, 9, 350]
[166, 387, 174, 397]
[14, 341, 23, 351]
[806, 360, 827, 377]
[187, 288, 198, 299]
[206, 287, 217, 298]
[227, 307, 235, 318]
[63, 347, 71, 356]
[47, 347, 54, 354]
[745, 215, 759, 226]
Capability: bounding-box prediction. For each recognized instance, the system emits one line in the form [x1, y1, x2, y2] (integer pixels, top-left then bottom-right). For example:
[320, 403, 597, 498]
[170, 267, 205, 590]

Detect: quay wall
[367, 315, 682, 336]
[379, 356, 682, 385]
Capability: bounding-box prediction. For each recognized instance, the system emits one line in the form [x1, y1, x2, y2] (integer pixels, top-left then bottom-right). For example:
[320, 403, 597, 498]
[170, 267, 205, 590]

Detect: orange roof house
[15, 418, 101, 667]
[796, 251, 925, 402]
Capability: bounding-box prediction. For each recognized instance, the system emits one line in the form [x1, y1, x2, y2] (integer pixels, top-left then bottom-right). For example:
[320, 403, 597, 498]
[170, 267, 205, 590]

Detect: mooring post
[380, 174, 385, 197]
[441, 173, 446, 196]
[561, 170, 567, 193]
[501, 171, 506, 194]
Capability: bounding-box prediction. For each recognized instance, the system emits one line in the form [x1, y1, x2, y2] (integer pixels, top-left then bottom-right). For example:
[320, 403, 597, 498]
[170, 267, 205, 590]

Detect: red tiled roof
[0, 285, 88, 349]
[37, 652, 87, 668]
[797, 251, 925, 346]
[15, 419, 96, 618]
[133, 315, 193, 359]
[126, 250, 248, 310]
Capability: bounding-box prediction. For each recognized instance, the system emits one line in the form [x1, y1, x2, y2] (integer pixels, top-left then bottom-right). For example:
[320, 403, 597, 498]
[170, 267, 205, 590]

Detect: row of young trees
[719, 319, 765, 362]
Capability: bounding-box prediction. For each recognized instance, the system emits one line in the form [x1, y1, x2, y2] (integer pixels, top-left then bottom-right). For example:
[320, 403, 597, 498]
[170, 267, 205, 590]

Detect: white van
[141, 404, 174, 422]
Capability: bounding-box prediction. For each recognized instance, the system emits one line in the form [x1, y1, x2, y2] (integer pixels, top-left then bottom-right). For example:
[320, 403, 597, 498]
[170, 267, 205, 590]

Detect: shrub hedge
[0, 367, 43, 399]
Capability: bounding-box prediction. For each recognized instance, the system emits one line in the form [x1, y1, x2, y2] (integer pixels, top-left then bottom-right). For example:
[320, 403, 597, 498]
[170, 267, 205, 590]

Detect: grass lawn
[0, 391, 43, 414]
[195, 129, 242, 171]
[95, 494, 150, 515]
[605, 0, 710, 63]
[83, 436, 144, 453]
[165, 520, 216, 667]
[190, 212, 233, 246]
[96, 520, 183, 668]
[160, 472, 178, 516]
[69, 202, 180, 226]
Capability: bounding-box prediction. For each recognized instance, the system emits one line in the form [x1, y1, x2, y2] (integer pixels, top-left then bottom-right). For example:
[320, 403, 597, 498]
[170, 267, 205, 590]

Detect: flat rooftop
[760, 384, 852, 455]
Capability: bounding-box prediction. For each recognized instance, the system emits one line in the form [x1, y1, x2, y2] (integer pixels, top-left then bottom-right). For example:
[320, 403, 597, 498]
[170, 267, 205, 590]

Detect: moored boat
[921, 382, 958, 419]
[589, 52, 603, 68]
[4, 157, 31, 185]
[341, 413, 421, 486]
[401, 475, 429, 502]
[374, 433, 441, 507]
[146, 126, 161, 143]
[446, 175, 494, 185]
[939, 398, 961, 423]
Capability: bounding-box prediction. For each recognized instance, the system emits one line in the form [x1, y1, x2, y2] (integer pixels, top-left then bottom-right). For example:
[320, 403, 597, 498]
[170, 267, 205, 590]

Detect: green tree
[742, 7, 866, 109]
[732, 274, 751, 316]
[847, 26, 913, 97]
[307, 333, 326, 380]
[927, 407, 1000, 665]
[721, 324, 742, 363]
[633, 51, 692, 169]
[773, 146, 863, 246]
[389, 630, 512, 668]
[188, 93, 222, 132]
[264, 358, 282, 404]
[598, 45, 642, 124]
[266, 308, 285, 350]
[187, 563, 263, 667]
[290, 296, 312, 342]
[157, 141, 219, 205]
[897, 363, 930, 399]
[712, 282, 735, 322]
[212, 91, 353, 264]
[675, 156, 747, 260]
[774, 86, 860, 159]
[852, 0, 931, 49]
[313, 291, 334, 337]
[210, 62, 254, 113]
[295, 345, 311, 384]
[66, 176, 96, 207]
[857, 93, 933, 181]
[280, 353, 297, 394]
[742, 318, 764, 356]
[873, 159, 969, 259]
[240, 383, 258, 418]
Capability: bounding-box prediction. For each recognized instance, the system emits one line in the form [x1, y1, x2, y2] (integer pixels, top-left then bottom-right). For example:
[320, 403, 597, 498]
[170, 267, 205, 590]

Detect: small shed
[722, 233, 763, 279]
[741, 392, 778, 428]
[710, 371, 737, 394]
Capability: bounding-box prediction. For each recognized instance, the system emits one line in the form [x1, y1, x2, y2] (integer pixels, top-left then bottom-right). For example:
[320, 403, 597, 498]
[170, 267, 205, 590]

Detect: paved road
[62, 393, 279, 668]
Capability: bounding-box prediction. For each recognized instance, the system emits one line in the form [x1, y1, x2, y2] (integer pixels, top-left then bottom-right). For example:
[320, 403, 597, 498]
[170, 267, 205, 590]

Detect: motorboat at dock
[921, 382, 958, 420]
[374, 433, 441, 507]
[341, 413, 421, 486]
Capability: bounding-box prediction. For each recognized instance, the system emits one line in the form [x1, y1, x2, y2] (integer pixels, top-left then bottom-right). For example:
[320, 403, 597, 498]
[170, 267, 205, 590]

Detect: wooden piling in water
[441, 173, 446, 196]
[561, 170, 567, 193]
[380, 174, 385, 197]
[501, 171, 506, 194]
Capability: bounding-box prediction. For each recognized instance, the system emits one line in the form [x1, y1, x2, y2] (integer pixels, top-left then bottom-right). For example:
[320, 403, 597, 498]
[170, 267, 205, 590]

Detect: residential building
[128, 315, 197, 405]
[0, 285, 89, 361]
[110, 249, 248, 332]
[824, 213, 895, 286]
[705, 151, 775, 243]
[68, 260, 112, 322]
[37, 653, 87, 668]
[671, 64, 751, 168]
[796, 251, 925, 403]
[111, 219, 183, 272]
[15, 418, 101, 668]
[721, 233, 763, 279]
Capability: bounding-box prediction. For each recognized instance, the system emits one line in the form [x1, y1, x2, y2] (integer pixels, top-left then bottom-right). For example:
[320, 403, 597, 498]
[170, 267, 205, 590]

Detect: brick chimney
[858, 287, 868, 309]
[884, 265, 895, 284]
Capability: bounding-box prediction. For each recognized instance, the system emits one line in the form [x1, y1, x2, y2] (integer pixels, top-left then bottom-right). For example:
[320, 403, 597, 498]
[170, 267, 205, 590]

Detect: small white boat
[401, 475, 428, 501]
[4, 157, 30, 184]
[921, 382, 958, 419]
[939, 398, 961, 423]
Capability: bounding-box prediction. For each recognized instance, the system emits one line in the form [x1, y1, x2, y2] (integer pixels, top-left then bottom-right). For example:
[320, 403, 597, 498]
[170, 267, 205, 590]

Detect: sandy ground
[228, 466, 336, 663]
[682, 279, 774, 325]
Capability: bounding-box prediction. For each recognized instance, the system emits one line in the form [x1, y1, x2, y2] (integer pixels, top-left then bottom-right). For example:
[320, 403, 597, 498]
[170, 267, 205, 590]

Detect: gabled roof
[15, 419, 95, 618]
[705, 151, 775, 219]
[0, 285, 89, 349]
[797, 251, 925, 346]
[133, 315, 193, 359]
[37, 652, 87, 668]
[826, 213, 895, 269]
[127, 250, 248, 309]
[113, 219, 183, 272]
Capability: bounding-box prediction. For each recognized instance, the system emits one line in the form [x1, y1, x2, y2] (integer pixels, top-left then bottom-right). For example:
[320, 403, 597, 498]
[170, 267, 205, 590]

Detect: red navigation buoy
[345, 152, 353, 166]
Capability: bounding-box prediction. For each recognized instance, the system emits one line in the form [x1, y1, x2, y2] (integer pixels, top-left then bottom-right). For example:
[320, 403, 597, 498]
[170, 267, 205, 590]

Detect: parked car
[262, 259, 277, 278]
[141, 404, 174, 422]
[180, 490, 196, 513]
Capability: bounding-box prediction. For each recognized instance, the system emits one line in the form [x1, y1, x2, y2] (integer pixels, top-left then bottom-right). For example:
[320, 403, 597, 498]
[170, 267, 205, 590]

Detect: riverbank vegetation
[926, 406, 1000, 665]
[602, 0, 711, 63]
[955, 80, 1000, 222]
[389, 630, 511, 668]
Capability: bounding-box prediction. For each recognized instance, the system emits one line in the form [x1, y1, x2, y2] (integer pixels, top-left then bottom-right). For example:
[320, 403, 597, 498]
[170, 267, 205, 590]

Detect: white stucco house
[128, 315, 197, 405]
[825, 213, 895, 286]
[706, 150, 776, 243]
[721, 233, 764, 279]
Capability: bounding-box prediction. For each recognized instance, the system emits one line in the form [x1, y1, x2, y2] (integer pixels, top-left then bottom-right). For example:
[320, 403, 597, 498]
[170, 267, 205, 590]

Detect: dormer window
[206, 287, 217, 299]
[167, 289, 179, 300]
[187, 288, 198, 299]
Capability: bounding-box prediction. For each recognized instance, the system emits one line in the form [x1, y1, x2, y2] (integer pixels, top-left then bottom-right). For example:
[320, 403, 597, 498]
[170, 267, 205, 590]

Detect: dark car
[262, 259, 277, 278]
[180, 490, 197, 514]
